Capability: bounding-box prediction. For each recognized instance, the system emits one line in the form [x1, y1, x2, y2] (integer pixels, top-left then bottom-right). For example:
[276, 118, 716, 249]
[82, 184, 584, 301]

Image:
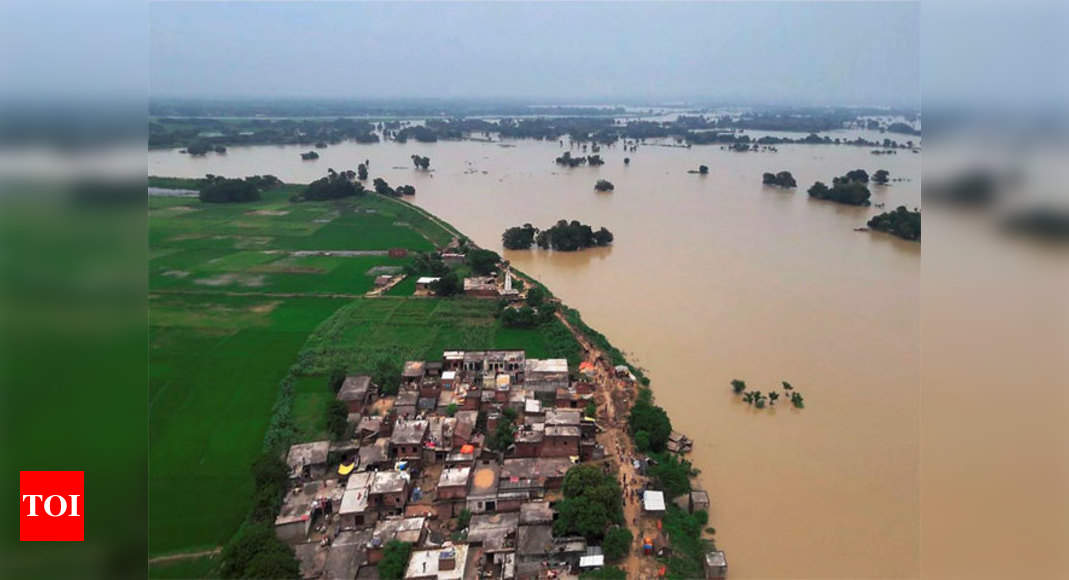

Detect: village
[274, 337, 727, 579]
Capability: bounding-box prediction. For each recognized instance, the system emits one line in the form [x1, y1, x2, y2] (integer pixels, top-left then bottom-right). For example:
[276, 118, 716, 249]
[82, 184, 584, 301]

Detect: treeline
[502, 220, 613, 251]
[151, 117, 380, 150]
[867, 206, 921, 241]
[198, 174, 281, 203]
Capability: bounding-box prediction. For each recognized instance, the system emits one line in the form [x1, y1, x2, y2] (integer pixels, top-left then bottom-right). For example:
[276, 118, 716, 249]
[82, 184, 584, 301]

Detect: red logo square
[19, 471, 84, 541]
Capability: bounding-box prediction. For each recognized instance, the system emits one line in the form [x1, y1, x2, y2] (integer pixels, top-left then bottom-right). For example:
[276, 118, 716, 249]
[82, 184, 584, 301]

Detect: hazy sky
[150, 2, 919, 107]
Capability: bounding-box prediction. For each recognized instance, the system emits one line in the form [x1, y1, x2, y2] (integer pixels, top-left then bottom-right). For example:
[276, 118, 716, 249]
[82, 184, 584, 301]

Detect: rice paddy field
[148, 180, 580, 572]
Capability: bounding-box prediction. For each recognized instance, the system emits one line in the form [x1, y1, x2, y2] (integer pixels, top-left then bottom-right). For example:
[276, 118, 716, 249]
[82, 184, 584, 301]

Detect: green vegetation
[300, 169, 365, 201]
[326, 399, 349, 440]
[456, 508, 472, 530]
[554, 151, 605, 167]
[581, 567, 627, 580]
[594, 179, 615, 192]
[218, 524, 298, 579]
[411, 154, 431, 170]
[628, 388, 672, 452]
[502, 223, 539, 249]
[467, 248, 500, 275]
[553, 464, 624, 541]
[378, 541, 413, 580]
[602, 527, 633, 562]
[431, 272, 463, 297]
[807, 180, 871, 205]
[508, 219, 614, 251]
[867, 205, 921, 241]
[762, 170, 797, 188]
[648, 453, 694, 499]
[872, 169, 890, 185]
[731, 379, 807, 412]
[660, 506, 715, 579]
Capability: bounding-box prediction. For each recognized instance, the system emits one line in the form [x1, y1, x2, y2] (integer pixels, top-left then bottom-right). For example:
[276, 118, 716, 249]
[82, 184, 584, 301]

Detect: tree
[243, 549, 300, 579]
[731, 379, 746, 394]
[768, 391, 780, 405]
[328, 366, 347, 393]
[594, 179, 615, 192]
[634, 430, 650, 452]
[357, 163, 368, 180]
[326, 399, 349, 440]
[602, 527, 633, 562]
[378, 541, 413, 580]
[456, 508, 472, 530]
[487, 418, 516, 452]
[199, 177, 262, 203]
[526, 286, 546, 308]
[698, 165, 709, 175]
[431, 272, 462, 297]
[395, 184, 416, 196]
[555, 465, 623, 541]
[411, 155, 430, 170]
[628, 390, 672, 452]
[624, 157, 630, 165]
[373, 356, 401, 396]
[790, 392, 805, 408]
[584, 401, 597, 418]
[867, 205, 920, 240]
[503, 224, 538, 249]
[648, 453, 693, 498]
[220, 524, 298, 578]
[373, 177, 394, 196]
[593, 227, 614, 246]
[304, 171, 364, 201]
[872, 169, 890, 185]
[467, 248, 500, 276]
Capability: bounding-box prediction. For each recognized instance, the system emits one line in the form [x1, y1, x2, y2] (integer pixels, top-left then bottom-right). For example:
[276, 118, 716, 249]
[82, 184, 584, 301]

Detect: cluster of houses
[276, 348, 727, 579]
[275, 350, 612, 579]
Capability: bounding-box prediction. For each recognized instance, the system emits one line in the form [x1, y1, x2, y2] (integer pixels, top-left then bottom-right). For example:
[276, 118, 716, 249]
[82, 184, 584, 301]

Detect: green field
[149, 180, 581, 562]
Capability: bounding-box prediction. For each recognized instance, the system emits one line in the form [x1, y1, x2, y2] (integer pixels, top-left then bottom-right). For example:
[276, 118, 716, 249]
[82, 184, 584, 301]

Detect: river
[150, 135, 922, 578]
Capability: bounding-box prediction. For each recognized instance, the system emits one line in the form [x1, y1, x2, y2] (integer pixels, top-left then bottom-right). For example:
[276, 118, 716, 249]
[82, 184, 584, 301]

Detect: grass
[148, 295, 348, 555]
[294, 298, 582, 376]
[148, 555, 220, 579]
[292, 375, 331, 441]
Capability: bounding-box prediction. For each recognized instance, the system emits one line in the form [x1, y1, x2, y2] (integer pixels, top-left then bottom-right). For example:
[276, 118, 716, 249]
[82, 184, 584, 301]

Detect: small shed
[415, 277, 440, 292]
[643, 490, 666, 514]
[287, 441, 330, 481]
[337, 375, 373, 414]
[704, 550, 728, 578]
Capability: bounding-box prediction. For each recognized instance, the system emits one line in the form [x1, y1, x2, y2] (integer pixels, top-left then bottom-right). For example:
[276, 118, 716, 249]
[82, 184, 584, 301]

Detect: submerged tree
[731, 379, 747, 394]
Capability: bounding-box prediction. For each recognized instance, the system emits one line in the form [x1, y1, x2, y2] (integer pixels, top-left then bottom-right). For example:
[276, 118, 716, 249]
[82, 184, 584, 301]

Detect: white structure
[643, 490, 666, 513]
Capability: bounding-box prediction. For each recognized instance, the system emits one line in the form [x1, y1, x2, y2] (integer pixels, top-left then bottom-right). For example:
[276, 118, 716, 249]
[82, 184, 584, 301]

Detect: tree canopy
[303, 170, 365, 201]
[502, 224, 538, 250]
[198, 176, 269, 203]
[219, 524, 298, 579]
[867, 205, 920, 241]
[628, 388, 672, 452]
[594, 179, 615, 192]
[410, 155, 430, 170]
[377, 541, 413, 580]
[431, 272, 462, 297]
[872, 169, 890, 185]
[534, 220, 614, 251]
[807, 180, 871, 206]
[467, 248, 500, 275]
[553, 464, 624, 541]
[762, 170, 797, 188]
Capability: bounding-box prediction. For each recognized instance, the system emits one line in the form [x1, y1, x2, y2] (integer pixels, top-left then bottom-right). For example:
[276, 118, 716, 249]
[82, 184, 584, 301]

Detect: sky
[149, 2, 920, 107]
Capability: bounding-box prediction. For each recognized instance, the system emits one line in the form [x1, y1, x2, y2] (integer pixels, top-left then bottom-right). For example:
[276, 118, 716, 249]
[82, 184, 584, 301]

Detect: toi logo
[19, 471, 84, 541]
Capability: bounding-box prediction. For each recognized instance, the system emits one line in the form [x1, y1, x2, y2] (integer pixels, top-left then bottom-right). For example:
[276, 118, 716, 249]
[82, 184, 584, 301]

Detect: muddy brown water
[151, 136, 927, 578]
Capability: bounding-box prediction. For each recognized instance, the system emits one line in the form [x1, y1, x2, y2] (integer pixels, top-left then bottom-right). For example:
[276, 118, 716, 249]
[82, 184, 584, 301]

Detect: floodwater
[150, 136, 924, 578]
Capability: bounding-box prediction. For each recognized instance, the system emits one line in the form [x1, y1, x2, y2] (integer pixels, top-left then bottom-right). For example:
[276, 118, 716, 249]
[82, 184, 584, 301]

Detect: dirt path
[148, 547, 221, 565]
[556, 312, 660, 579]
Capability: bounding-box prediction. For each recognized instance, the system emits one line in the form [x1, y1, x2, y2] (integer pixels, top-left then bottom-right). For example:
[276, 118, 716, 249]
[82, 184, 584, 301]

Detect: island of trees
[198, 174, 281, 203]
[300, 151, 319, 160]
[807, 169, 872, 205]
[594, 179, 614, 192]
[410, 154, 430, 170]
[502, 220, 613, 251]
[867, 206, 921, 241]
[554, 151, 604, 167]
[730, 379, 805, 410]
[762, 170, 796, 188]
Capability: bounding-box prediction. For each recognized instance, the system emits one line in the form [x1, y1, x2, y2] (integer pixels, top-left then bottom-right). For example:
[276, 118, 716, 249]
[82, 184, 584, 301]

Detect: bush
[526, 286, 546, 308]
[456, 508, 471, 529]
[199, 177, 262, 203]
[594, 179, 615, 192]
[602, 527, 633, 562]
